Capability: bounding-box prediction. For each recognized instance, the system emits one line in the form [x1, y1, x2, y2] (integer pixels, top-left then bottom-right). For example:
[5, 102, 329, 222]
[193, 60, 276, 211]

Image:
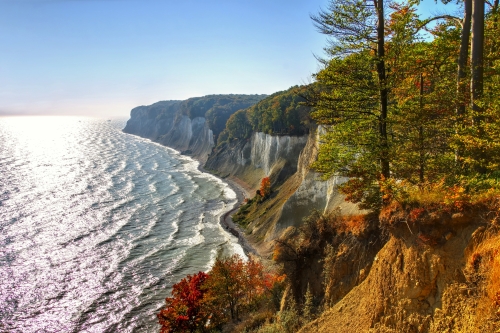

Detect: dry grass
[402, 180, 451, 206]
[228, 310, 275, 333]
[475, 233, 500, 313]
[465, 230, 500, 328]
[383, 177, 500, 210]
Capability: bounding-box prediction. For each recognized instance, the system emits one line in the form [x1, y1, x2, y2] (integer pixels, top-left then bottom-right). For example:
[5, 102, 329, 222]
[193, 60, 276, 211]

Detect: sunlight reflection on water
[0, 116, 242, 333]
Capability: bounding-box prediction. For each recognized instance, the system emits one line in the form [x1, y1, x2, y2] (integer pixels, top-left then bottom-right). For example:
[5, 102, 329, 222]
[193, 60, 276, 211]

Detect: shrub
[157, 272, 210, 333]
[259, 177, 271, 200]
[158, 255, 286, 332]
[278, 298, 301, 333]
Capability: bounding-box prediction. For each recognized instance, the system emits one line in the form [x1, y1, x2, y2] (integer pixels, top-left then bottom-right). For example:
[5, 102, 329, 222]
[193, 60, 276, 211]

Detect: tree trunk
[457, 0, 472, 118]
[490, 0, 499, 65]
[471, 0, 484, 125]
[375, 0, 390, 180]
[419, 74, 425, 184]
[455, 0, 472, 164]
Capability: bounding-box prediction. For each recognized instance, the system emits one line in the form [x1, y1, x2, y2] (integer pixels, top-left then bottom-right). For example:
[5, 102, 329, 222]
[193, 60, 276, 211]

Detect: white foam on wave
[205, 195, 247, 262]
[151, 160, 159, 171]
[205, 248, 218, 271]
[122, 133, 247, 263]
[166, 210, 183, 245]
[219, 223, 247, 260]
[175, 233, 205, 247]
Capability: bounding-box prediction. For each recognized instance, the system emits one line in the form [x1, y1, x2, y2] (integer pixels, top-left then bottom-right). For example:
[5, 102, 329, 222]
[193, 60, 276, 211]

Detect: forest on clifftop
[157, 0, 500, 332]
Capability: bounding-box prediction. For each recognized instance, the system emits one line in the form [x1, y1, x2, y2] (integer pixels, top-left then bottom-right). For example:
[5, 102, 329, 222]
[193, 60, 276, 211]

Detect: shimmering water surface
[0, 116, 243, 333]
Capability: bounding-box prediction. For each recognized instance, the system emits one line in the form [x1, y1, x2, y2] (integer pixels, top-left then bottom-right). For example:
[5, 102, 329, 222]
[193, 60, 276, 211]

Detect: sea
[0, 116, 245, 333]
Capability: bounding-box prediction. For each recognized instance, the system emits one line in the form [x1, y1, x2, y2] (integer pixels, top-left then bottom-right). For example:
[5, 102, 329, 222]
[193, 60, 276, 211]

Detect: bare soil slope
[300, 220, 500, 333]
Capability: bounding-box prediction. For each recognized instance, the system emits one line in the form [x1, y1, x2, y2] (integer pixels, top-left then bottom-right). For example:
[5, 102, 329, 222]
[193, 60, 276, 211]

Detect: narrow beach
[197, 165, 260, 257]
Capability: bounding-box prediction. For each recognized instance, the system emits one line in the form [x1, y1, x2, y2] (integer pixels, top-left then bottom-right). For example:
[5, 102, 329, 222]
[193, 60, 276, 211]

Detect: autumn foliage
[259, 177, 271, 199]
[309, 0, 500, 211]
[157, 255, 285, 333]
[158, 272, 209, 333]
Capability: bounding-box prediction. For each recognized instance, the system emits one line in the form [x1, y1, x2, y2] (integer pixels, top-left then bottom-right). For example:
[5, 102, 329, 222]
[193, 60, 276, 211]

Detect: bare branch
[416, 15, 463, 33]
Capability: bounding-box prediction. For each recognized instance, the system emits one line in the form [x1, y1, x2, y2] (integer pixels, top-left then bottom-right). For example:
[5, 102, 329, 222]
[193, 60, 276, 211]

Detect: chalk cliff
[123, 95, 266, 162]
[123, 92, 360, 248]
[206, 128, 361, 251]
[205, 132, 308, 189]
[124, 99, 360, 249]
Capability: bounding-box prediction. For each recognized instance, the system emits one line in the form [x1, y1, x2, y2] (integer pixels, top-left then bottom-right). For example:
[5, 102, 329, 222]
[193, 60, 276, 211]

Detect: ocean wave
[0, 118, 245, 333]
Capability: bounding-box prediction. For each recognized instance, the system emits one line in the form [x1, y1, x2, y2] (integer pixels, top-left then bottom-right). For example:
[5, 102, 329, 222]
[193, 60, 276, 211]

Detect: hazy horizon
[0, 0, 458, 118]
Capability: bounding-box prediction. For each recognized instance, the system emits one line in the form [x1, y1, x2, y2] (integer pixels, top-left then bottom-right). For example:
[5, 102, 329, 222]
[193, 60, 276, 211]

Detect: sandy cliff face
[299, 217, 500, 333]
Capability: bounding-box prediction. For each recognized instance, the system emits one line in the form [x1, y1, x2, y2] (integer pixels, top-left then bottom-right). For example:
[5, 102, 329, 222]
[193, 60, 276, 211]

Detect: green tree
[303, 283, 314, 322]
[312, 0, 391, 179]
[389, 6, 459, 184]
[310, 51, 385, 208]
[309, 0, 396, 208]
[224, 109, 253, 141]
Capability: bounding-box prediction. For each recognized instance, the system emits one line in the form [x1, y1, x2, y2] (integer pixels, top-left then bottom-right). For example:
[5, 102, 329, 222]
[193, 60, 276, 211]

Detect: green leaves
[217, 86, 311, 146]
[310, 0, 500, 208]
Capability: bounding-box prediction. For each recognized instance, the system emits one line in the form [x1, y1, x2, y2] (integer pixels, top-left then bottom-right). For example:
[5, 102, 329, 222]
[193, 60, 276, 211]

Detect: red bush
[158, 272, 209, 333]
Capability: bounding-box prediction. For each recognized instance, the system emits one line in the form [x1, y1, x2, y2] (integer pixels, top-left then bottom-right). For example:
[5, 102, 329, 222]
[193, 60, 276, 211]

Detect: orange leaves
[158, 255, 285, 331]
[206, 255, 284, 320]
[157, 272, 209, 333]
[341, 214, 369, 236]
[259, 177, 271, 199]
[409, 207, 425, 222]
[339, 178, 367, 203]
[494, 291, 500, 310]
[443, 185, 471, 211]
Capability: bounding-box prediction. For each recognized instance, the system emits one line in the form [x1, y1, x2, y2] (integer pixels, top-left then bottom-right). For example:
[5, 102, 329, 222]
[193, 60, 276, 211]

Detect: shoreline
[120, 131, 261, 259]
[197, 165, 260, 258]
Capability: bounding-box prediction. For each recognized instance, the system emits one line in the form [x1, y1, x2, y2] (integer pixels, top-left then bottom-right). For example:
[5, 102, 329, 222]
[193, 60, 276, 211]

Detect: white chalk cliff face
[123, 96, 267, 163]
[204, 132, 308, 189]
[265, 133, 360, 241]
[250, 132, 308, 176]
[276, 174, 355, 235]
[122, 102, 179, 141]
[206, 129, 362, 242]
[159, 116, 215, 162]
[270, 131, 361, 239]
[125, 112, 215, 163]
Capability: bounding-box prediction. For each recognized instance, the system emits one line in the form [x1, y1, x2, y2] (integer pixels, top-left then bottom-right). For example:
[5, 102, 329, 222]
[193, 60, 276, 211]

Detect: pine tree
[303, 283, 314, 322]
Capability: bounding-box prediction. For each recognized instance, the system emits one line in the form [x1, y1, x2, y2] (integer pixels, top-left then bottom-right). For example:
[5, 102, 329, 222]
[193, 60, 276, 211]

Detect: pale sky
[0, 0, 459, 118]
